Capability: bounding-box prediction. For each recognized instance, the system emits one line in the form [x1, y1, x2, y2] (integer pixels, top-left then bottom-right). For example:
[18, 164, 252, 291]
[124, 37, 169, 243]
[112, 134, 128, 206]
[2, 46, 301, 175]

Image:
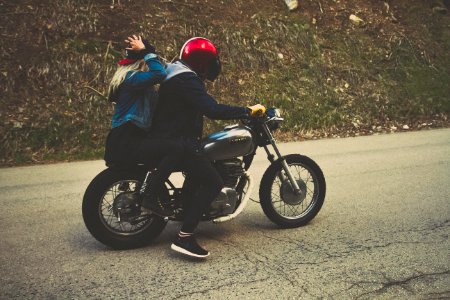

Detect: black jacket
[149, 72, 249, 141]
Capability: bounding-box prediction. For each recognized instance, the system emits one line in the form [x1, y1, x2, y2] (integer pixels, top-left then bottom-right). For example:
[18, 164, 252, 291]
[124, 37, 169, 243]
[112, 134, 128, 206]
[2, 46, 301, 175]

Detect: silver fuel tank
[202, 125, 254, 161]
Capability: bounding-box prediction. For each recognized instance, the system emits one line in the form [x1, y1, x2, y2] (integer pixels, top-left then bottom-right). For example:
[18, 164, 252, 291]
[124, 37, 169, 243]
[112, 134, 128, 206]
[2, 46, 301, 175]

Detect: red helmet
[179, 37, 221, 81]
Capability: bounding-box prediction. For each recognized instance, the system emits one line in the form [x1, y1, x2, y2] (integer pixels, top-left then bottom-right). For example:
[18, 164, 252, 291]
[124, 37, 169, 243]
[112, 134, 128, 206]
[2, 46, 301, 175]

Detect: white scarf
[163, 61, 196, 82]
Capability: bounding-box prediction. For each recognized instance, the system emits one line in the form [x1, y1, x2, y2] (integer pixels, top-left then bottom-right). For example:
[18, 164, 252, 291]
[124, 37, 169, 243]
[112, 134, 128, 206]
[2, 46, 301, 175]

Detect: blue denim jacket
[111, 53, 167, 130]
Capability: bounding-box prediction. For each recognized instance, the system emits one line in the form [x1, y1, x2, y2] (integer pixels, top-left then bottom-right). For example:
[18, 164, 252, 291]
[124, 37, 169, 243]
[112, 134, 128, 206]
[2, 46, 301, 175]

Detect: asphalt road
[1, 129, 449, 299]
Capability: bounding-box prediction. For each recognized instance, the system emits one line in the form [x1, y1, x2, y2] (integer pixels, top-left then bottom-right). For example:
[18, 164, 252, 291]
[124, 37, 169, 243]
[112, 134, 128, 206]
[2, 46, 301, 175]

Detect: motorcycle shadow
[71, 211, 298, 257]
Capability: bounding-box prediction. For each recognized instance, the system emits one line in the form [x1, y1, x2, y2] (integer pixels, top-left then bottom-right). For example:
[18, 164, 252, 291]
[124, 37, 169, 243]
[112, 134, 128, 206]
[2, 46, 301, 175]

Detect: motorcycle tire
[82, 168, 167, 249]
[259, 154, 326, 228]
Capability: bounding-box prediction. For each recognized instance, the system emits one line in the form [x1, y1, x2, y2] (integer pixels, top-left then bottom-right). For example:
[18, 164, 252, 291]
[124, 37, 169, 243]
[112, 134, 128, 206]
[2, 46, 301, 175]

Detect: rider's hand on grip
[247, 104, 266, 117]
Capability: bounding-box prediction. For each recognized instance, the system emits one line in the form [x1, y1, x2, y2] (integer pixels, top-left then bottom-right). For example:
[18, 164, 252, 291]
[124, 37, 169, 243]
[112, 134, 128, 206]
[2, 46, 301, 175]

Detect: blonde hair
[108, 59, 149, 101]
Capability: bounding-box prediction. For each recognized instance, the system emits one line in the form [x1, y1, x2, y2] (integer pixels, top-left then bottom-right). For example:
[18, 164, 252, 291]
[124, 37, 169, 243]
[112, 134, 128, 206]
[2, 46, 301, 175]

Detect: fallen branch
[83, 85, 107, 100]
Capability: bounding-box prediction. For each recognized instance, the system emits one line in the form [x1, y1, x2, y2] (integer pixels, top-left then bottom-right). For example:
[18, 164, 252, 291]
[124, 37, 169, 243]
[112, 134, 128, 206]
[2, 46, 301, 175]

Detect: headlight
[266, 108, 283, 131]
[273, 108, 282, 118]
[266, 108, 282, 118]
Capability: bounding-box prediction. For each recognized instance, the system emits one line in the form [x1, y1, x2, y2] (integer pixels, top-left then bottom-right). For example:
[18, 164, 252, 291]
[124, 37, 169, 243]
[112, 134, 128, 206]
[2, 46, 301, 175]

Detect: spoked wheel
[100, 180, 151, 235]
[82, 168, 167, 249]
[259, 154, 326, 228]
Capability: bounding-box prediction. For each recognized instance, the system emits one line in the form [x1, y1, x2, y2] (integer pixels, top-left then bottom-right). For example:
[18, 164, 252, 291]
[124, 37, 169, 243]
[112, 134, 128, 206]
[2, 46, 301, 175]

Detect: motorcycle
[82, 108, 326, 249]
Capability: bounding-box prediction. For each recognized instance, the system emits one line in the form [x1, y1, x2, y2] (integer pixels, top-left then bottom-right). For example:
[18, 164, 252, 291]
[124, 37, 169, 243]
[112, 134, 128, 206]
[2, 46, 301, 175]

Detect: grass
[0, 0, 449, 165]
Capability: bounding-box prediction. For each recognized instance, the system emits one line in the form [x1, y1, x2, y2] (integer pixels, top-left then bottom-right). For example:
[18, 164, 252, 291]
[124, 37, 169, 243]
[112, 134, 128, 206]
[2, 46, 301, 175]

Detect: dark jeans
[134, 137, 185, 194]
[180, 150, 224, 233]
[105, 123, 184, 200]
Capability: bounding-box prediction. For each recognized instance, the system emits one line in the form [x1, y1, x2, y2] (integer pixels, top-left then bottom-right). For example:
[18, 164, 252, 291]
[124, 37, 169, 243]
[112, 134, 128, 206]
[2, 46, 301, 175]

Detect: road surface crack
[349, 270, 450, 299]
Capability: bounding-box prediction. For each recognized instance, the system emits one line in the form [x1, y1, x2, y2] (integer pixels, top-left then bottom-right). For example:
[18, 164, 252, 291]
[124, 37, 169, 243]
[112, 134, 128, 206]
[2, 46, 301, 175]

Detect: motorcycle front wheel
[82, 168, 167, 249]
[259, 154, 326, 228]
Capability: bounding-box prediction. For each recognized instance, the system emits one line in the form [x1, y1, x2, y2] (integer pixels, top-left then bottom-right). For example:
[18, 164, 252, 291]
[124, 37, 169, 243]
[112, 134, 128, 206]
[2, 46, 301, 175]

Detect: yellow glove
[247, 104, 266, 117]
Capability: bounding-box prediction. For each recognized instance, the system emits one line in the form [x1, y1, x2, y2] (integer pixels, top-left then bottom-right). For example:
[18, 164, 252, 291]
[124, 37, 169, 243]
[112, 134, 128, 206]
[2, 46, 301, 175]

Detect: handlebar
[243, 107, 284, 124]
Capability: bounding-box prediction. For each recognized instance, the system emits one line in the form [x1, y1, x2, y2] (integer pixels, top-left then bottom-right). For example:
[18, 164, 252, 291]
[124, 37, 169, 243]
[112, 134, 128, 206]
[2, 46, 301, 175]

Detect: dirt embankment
[0, 0, 449, 165]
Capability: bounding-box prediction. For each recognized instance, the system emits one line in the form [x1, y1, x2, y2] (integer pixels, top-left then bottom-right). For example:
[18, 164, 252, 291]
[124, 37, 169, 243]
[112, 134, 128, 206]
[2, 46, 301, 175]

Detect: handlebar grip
[247, 104, 266, 117]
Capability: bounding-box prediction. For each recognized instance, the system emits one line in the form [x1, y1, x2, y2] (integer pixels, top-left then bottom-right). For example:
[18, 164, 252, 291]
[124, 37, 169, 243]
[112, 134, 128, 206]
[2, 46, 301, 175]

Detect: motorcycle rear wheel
[82, 168, 167, 249]
[259, 154, 326, 228]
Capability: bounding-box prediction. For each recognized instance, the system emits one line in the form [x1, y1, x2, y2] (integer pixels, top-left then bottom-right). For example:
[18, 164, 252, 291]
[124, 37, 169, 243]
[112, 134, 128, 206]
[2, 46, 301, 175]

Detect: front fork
[262, 124, 301, 194]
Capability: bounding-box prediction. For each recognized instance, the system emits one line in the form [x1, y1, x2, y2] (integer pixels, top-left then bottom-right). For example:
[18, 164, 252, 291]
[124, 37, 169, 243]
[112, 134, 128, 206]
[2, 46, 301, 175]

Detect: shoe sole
[171, 243, 210, 258]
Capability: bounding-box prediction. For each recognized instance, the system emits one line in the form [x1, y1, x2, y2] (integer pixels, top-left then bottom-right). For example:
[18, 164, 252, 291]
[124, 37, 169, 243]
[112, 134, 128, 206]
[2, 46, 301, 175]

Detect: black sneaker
[171, 235, 210, 258]
[141, 195, 174, 217]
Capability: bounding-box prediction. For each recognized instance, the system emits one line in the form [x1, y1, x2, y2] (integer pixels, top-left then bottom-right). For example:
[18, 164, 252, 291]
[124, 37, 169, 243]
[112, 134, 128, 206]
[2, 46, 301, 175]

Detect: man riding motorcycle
[149, 37, 265, 258]
[82, 38, 327, 254]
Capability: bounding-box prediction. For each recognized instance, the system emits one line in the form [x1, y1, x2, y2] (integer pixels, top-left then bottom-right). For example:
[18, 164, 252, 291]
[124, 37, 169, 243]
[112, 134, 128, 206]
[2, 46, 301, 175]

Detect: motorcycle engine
[215, 158, 245, 188]
[208, 159, 245, 217]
